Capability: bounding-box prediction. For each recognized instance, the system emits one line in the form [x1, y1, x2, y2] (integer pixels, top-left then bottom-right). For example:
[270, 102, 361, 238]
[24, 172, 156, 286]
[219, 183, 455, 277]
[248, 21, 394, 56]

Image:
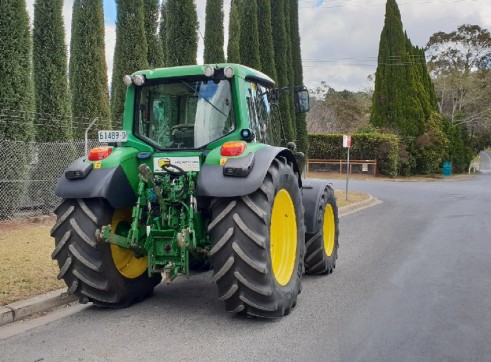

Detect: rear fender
[302, 179, 334, 234]
[197, 146, 301, 198]
[55, 157, 136, 209]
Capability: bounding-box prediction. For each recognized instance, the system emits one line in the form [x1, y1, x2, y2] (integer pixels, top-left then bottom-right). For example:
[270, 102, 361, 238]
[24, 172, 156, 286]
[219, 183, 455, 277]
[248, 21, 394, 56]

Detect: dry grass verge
[334, 190, 369, 208]
[0, 218, 64, 306]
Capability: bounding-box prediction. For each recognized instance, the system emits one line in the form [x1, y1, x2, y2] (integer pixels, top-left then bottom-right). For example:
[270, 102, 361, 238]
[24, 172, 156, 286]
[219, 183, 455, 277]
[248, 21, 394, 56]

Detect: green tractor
[51, 64, 339, 318]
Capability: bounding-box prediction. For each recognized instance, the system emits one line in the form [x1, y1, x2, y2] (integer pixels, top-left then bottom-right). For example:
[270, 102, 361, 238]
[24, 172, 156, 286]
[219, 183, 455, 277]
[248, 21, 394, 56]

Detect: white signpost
[343, 135, 351, 201]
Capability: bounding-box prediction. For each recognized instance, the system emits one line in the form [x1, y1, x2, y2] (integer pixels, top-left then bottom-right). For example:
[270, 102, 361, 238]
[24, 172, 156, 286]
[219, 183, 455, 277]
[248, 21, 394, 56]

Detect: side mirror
[294, 86, 310, 113]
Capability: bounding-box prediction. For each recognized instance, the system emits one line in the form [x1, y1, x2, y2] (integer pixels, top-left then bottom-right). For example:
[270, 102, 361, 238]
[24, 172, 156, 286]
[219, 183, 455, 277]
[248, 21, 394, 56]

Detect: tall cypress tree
[238, 0, 261, 69]
[33, 0, 73, 212]
[256, 0, 276, 80]
[159, 0, 168, 66]
[370, 0, 425, 138]
[227, 0, 241, 63]
[283, 0, 296, 138]
[415, 45, 437, 111]
[111, 0, 148, 129]
[144, 0, 164, 68]
[204, 0, 225, 64]
[166, 0, 198, 66]
[0, 0, 35, 219]
[33, 0, 72, 142]
[289, 0, 308, 155]
[271, 0, 294, 143]
[70, 0, 110, 138]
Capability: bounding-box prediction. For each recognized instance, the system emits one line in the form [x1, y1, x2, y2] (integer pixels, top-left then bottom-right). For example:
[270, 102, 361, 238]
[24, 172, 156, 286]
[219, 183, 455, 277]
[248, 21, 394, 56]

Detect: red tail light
[220, 141, 246, 157]
[88, 147, 112, 161]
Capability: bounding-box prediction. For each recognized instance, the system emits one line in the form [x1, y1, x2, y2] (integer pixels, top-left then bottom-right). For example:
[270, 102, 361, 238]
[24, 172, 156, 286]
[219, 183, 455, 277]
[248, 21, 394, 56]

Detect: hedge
[308, 133, 400, 177]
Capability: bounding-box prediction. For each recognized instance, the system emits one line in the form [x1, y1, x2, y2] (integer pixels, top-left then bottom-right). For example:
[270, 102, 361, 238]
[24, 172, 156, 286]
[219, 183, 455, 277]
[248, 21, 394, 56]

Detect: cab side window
[244, 81, 273, 144]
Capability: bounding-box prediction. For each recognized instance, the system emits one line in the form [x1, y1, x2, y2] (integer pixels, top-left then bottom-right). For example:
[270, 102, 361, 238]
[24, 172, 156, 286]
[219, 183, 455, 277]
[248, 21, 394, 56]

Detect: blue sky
[103, 0, 116, 24]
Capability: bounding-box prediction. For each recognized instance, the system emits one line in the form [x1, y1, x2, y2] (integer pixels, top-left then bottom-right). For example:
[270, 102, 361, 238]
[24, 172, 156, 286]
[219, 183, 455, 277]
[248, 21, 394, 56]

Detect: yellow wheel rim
[110, 209, 147, 279]
[270, 189, 297, 286]
[323, 204, 335, 257]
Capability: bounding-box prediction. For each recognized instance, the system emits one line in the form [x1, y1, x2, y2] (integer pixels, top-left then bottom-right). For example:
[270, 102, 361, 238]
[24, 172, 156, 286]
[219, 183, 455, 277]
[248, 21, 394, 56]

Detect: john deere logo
[158, 158, 171, 168]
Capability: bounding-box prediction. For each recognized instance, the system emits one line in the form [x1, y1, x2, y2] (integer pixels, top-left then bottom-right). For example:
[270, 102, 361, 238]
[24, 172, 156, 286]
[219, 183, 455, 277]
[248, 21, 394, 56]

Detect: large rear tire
[208, 158, 305, 318]
[50, 198, 161, 308]
[304, 186, 339, 274]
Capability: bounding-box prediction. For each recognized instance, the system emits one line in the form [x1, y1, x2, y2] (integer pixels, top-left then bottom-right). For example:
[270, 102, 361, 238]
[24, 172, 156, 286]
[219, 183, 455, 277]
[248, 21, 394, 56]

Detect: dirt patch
[0, 215, 56, 232]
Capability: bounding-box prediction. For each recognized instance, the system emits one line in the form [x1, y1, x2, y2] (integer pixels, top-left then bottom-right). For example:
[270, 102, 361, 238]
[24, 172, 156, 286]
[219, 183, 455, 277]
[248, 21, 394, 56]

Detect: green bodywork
[93, 64, 277, 281]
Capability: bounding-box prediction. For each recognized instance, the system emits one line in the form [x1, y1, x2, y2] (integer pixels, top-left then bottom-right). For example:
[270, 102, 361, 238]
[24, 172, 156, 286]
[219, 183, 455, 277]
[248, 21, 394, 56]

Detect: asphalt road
[1, 174, 491, 361]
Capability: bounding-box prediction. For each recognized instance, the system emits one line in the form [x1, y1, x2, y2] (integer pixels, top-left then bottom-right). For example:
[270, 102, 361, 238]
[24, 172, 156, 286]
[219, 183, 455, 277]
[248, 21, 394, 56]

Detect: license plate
[98, 130, 128, 143]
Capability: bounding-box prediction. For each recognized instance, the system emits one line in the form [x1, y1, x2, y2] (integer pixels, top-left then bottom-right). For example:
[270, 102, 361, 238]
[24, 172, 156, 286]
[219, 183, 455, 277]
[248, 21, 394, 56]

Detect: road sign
[343, 135, 351, 201]
[343, 135, 351, 148]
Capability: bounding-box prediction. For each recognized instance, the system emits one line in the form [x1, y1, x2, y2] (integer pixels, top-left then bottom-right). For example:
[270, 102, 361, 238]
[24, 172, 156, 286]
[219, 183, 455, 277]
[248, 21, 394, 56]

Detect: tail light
[220, 141, 246, 157]
[88, 147, 112, 161]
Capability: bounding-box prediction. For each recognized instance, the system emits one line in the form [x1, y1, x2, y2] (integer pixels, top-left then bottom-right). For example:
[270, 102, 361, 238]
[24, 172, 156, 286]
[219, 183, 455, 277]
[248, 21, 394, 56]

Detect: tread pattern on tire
[208, 158, 305, 318]
[51, 198, 161, 308]
[304, 186, 340, 275]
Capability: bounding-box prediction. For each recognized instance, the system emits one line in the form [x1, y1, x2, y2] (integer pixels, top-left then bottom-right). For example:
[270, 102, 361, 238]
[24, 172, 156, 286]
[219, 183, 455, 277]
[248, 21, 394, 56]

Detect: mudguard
[55, 157, 136, 209]
[197, 146, 301, 198]
[302, 178, 334, 234]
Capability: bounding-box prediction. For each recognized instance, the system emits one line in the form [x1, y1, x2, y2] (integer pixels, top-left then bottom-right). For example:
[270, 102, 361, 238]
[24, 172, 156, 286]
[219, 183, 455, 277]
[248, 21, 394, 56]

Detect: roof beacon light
[224, 66, 234, 79]
[204, 65, 215, 77]
[132, 74, 145, 87]
[123, 75, 133, 87]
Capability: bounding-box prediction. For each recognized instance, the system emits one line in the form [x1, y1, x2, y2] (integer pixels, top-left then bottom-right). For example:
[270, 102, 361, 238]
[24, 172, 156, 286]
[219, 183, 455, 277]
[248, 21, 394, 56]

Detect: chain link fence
[0, 139, 103, 220]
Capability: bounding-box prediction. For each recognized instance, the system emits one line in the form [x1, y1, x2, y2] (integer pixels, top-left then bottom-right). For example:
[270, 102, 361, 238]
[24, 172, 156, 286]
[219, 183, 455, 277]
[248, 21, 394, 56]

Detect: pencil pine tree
[271, 0, 294, 142]
[0, 0, 35, 219]
[144, 0, 164, 68]
[238, 0, 261, 69]
[289, 0, 308, 155]
[204, 0, 225, 64]
[256, 0, 276, 80]
[227, 0, 241, 63]
[33, 0, 71, 141]
[111, 0, 148, 129]
[69, 0, 110, 138]
[371, 0, 425, 137]
[166, 0, 198, 66]
[33, 0, 74, 212]
[159, 0, 168, 66]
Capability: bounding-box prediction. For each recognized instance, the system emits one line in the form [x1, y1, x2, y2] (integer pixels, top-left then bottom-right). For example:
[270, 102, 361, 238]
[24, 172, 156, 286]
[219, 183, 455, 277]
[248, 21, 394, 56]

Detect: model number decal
[154, 157, 200, 172]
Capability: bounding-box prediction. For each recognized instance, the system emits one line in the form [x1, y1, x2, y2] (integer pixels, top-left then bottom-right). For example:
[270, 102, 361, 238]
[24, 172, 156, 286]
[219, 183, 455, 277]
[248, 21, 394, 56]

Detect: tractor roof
[134, 63, 275, 87]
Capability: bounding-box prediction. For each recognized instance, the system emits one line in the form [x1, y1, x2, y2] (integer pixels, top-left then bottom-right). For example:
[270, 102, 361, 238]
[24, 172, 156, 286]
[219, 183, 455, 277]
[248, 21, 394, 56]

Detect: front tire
[208, 158, 305, 318]
[304, 186, 339, 274]
[50, 198, 161, 308]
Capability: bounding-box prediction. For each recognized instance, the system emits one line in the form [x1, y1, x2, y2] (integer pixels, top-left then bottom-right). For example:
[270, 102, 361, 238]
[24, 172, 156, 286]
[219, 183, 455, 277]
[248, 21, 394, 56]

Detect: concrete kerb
[0, 195, 381, 328]
[339, 194, 382, 217]
[0, 289, 77, 327]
